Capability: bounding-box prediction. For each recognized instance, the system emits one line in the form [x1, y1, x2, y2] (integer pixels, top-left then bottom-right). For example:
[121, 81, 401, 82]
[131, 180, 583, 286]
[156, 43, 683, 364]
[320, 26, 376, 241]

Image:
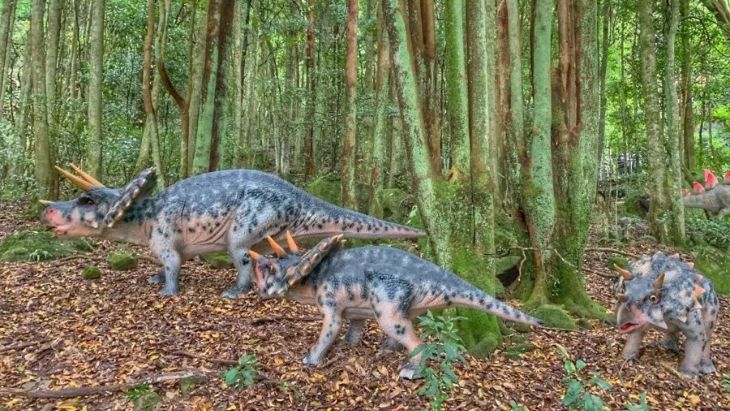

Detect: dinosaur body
[249, 234, 544, 379]
[40, 165, 426, 298]
[613, 252, 719, 378]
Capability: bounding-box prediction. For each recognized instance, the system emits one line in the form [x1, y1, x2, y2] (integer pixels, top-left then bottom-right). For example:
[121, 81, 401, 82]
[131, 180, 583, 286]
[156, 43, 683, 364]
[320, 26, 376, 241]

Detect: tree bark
[504, 0, 524, 216]
[444, 0, 469, 173]
[368, 2, 390, 217]
[31, 0, 53, 199]
[341, 0, 358, 209]
[597, 0, 610, 174]
[680, 0, 694, 170]
[86, 0, 105, 179]
[209, 0, 236, 171]
[0, 0, 17, 125]
[303, 0, 316, 177]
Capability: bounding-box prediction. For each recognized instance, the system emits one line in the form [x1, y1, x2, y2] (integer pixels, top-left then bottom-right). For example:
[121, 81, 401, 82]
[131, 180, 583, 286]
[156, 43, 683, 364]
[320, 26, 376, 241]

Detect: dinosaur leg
[658, 326, 680, 352]
[699, 307, 717, 374]
[378, 337, 404, 353]
[221, 244, 253, 299]
[678, 311, 705, 378]
[151, 245, 182, 296]
[714, 208, 730, 219]
[304, 306, 344, 365]
[621, 330, 646, 361]
[342, 319, 366, 346]
[372, 304, 423, 380]
[147, 267, 166, 284]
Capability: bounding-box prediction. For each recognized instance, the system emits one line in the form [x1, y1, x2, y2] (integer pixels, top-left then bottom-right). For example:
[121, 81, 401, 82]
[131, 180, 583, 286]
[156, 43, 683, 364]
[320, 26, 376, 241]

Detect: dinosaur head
[40, 164, 156, 239]
[248, 232, 346, 298]
[614, 263, 669, 334]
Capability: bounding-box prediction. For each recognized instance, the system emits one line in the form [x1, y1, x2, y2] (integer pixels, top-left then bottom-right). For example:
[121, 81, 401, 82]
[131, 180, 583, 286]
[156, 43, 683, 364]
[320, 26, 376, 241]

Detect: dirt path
[1, 202, 728, 410]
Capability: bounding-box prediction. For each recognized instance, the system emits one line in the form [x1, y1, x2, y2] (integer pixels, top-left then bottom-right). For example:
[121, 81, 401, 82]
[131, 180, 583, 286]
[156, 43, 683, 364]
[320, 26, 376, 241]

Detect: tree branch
[584, 247, 639, 259]
[157, 58, 186, 110]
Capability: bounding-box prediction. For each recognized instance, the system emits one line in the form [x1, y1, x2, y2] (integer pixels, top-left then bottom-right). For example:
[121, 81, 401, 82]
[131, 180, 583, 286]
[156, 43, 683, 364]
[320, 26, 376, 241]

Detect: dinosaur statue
[248, 233, 545, 379]
[681, 169, 730, 218]
[39, 164, 426, 298]
[612, 252, 719, 378]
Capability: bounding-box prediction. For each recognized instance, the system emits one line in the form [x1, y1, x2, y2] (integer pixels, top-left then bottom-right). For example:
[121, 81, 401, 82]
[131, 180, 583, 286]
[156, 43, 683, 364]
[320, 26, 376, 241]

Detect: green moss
[606, 256, 629, 271]
[82, 265, 102, 280]
[202, 252, 233, 269]
[378, 188, 412, 223]
[304, 174, 342, 207]
[132, 391, 161, 411]
[466, 332, 501, 359]
[693, 246, 730, 295]
[501, 342, 536, 360]
[0, 229, 93, 262]
[107, 252, 138, 271]
[530, 304, 577, 330]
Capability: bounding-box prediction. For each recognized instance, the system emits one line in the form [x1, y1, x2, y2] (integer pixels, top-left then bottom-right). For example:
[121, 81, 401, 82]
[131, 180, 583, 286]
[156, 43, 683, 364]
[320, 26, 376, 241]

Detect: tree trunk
[504, 0, 525, 216]
[597, 0, 610, 173]
[68, 0, 80, 100]
[186, 0, 206, 177]
[303, 0, 316, 177]
[86, 0, 105, 179]
[31, 0, 53, 199]
[368, 2, 390, 217]
[444, 0, 469, 173]
[209, 0, 236, 172]
[662, 0, 684, 242]
[0, 0, 17, 125]
[341, 0, 358, 209]
[192, 0, 221, 175]
[680, 0, 694, 170]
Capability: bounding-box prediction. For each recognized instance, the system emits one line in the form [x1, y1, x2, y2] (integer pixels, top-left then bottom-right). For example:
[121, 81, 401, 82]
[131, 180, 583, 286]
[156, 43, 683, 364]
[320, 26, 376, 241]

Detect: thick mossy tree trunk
[513, 0, 611, 324]
[341, 0, 358, 210]
[383, 0, 502, 355]
[444, 0, 469, 173]
[680, 0, 694, 170]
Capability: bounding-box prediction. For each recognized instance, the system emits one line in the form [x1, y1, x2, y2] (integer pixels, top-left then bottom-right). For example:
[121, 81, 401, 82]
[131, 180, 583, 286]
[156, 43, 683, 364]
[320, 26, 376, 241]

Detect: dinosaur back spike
[284, 235, 346, 285]
[692, 182, 705, 194]
[704, 169, 718, 189]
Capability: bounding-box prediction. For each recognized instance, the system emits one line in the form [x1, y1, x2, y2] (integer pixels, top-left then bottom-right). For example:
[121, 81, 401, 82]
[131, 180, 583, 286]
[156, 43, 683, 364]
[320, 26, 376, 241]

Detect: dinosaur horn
[248, 250, 262, 261]
[669, 253, 680, 259]
[694, 273, 703, 283]
[284, 234, 346, 286]
[613, 264, 633, 281]
[38, 199, 52, 205]
[653, 272, 666, 289]
[55, 166, 99, 191]
[285, 231, 299, 254]
[616, 293, 628, 303]
[687, 262, 695, 270]
[692, 284, 705, 298]
[266, 235, 287, 257]
[69, 163, 104, 187]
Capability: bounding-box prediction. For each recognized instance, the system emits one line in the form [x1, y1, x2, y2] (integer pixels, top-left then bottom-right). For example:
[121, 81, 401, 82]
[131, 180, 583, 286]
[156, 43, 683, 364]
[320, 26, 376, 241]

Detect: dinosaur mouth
[618, 322, 639, 333]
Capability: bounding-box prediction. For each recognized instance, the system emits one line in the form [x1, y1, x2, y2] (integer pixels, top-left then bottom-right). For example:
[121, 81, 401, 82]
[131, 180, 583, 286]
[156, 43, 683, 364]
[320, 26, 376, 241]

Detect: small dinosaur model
[248, 233, 545, 379]
[39, 164, 426, 298]
[612, 252, 719, 378]
[681, 169, 730, 219]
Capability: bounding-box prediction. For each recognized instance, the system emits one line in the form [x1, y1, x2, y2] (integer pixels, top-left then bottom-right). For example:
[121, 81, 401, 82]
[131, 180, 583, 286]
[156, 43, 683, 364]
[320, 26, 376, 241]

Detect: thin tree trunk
[186, 0, 206, 176]
[0, 0, 17, 125]
[86, 0, 105, 179]
[303, 0, 316, 177]
[209, 0, 236, 171]
[597, 0, 610, 173]
[680, 0, 694, 170]
[192, 0, 221, 175]
[444, 0, 469, 173]
[31, 0, 53, 199]
[368, 2, 390, 217]
[341, 0, 358, 209]
[504, 0, 524, 215]
[68, 0, 80, 100]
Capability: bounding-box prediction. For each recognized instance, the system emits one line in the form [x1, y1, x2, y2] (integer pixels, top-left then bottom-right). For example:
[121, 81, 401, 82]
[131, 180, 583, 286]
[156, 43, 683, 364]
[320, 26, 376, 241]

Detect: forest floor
[0, 201, 728, 411]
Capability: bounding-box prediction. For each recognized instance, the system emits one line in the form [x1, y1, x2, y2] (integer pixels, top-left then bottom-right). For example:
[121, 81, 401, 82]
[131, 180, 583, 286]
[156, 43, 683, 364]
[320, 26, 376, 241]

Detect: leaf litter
[0, 202, 728, 410]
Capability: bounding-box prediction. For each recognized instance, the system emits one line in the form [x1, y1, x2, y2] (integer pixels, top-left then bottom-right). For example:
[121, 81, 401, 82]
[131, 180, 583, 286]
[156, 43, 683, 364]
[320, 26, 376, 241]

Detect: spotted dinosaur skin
[40, 165, 426, 298]
[681, 169, 730, 219]
[612, 252, 719, 378]
[249, 234, 545, 380]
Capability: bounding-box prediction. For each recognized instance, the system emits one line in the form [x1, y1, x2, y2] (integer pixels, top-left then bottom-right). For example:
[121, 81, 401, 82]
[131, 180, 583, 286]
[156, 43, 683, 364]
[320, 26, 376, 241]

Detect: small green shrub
[107, 252, 138, 271]
[0, 229, 92, 262]
[82, 265, 102, 280]
[124, 382, 150, 401]
[622, 392, 652, 411]
[412, 311, 468, 411]
[554, 344, 612, 411]
[723, 374, 730, 392]
[222, 354, 260, 390]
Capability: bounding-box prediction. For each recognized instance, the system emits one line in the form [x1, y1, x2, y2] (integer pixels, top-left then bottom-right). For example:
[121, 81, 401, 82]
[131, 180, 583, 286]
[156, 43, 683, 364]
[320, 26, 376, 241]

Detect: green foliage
[304, 174, 342, 207]
[107, 252, 139, 271]
[685, 215, 730, 250]
[621, 393, 652, 411]
[201, 252, 234, 269]
[530, 304, 577, 330]
[691, 245, 730, 295]
[0, 229, 92, 262]
[723, 374, 730, 392]
[222, 354, 260, 391]
[509, 401, 529, 411]
[81, 265, 102, 280]
[124, 382, 151, 401]
[412, 311, 468, 411]
[554, 344, 612, 411]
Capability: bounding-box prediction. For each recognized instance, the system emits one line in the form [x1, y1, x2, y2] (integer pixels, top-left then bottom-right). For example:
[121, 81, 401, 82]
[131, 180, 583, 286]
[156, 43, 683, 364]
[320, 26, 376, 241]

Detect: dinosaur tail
[450, 290, 545, 328]
[292, 202, 427, 240]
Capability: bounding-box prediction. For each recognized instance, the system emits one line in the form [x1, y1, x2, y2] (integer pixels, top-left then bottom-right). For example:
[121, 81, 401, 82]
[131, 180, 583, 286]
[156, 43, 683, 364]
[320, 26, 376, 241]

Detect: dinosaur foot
[147, 271, 165, 284]
[220, 283, 251, 299]
[398, 364, 423, 380]
[378, 338, 404, 353]
[158, 284, 180, 296]
[678, 366, 699, 380]
[699, 359, 716, 374]
[302, 354, 321, 366]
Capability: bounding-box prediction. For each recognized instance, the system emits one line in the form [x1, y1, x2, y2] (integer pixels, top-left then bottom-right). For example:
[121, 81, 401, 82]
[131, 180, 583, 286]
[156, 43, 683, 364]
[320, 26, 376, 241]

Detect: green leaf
[564, 359, 577, 374]
[590, 377, 613, 391]
[575, 359, 586, 370]
[561, 379, 583, 407]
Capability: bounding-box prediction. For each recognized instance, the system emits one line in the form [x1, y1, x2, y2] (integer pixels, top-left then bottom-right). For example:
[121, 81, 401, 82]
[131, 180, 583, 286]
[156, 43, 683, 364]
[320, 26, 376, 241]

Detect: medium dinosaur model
[248, 233, 545, 379]
[39, 164, 426, 298]
[681, 169, 730, 218]
[612, 252, 719, 378]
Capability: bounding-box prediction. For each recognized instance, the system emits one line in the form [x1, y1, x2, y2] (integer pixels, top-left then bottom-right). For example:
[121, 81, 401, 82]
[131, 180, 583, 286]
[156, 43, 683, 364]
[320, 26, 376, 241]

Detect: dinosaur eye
[78, 197, 95, 206]
[648, 294, 658, 303]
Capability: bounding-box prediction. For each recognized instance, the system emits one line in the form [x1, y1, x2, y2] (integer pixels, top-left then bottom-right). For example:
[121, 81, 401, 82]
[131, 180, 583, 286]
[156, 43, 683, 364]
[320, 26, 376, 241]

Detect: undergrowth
[222, 354, 260, 390]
